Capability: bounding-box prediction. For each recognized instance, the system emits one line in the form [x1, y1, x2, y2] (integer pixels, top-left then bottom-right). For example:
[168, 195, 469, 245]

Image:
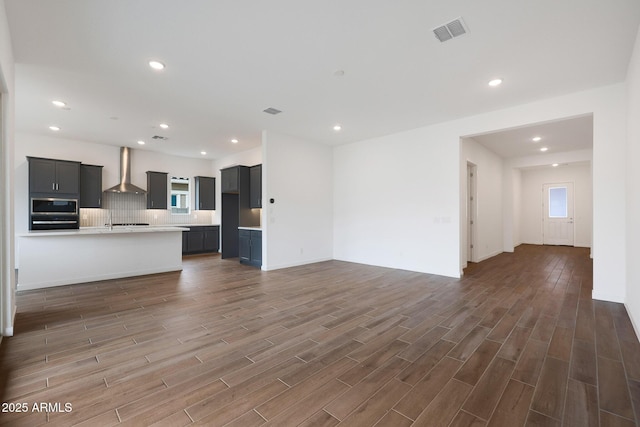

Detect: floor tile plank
[461, 356, 515, 420]
[454, 339, 502, 386]
[563, 378, 598, 427]
[598, 356, 635, 420]
[531, 356, 569, 420]
[512, 338, 547, 386]
[412, 379, 473, 426]
[487, 379, 535, 427]
[393, 356, 463, 420]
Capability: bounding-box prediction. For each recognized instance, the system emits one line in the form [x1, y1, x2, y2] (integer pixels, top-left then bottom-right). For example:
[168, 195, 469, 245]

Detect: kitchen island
[17, 226, 188, 290]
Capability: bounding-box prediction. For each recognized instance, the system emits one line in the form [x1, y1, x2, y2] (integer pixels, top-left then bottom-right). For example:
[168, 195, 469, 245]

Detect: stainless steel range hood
[104, 147, 146, 194]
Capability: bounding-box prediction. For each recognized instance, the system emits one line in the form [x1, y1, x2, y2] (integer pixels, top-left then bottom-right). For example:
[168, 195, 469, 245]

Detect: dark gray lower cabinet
[239, 229, 262, 267]
[182, 226, 219, 254]
[250, 231, 262, 266]
[239, 230, 250, 262]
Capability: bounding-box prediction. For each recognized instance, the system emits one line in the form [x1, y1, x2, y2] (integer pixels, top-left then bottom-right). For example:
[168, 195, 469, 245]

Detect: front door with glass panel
[543, 182, 574, 246]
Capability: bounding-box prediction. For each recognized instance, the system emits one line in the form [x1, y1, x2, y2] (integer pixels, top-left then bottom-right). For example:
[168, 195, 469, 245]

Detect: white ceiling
[469, 114, 594, 159]
[4, 0, 640, 160]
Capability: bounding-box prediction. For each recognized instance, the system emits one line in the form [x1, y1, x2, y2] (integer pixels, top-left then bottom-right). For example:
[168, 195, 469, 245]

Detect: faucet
[107, 209, 113, 230]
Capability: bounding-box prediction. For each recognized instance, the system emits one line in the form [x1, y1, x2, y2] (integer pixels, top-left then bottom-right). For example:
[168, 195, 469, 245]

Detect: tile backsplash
[79, 193, 215, 227]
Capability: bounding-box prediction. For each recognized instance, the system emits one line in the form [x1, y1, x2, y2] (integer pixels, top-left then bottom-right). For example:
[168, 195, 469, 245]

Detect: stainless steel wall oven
[30, 198, 79, 230]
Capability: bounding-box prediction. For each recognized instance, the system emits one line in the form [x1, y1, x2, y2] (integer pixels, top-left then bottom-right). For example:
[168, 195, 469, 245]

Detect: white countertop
[238, 226, 262, 231]
[20, 225, 189, 237]
[170, 224, 220, 227]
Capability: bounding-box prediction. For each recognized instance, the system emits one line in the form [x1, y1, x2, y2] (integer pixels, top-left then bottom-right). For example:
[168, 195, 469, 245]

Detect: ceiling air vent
[151, 135, 168, 140]
[263, 107, 282, 115]
[433, 17, 469, 42]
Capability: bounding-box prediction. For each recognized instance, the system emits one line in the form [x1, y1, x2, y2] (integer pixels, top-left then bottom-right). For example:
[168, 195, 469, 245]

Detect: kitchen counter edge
[20, 226, 192, 237]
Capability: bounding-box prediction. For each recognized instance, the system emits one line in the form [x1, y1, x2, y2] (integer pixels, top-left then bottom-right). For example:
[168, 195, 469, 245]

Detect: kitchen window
[170, 177, 190, 214]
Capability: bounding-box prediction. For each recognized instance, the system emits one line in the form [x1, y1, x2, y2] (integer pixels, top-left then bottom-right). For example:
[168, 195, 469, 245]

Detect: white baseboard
[476, 250, 503, 263]
[592, 289, 625, 304]
[2, 305, 17, 337]
[625, 303, 640, 342]
[263, 257, 333, 271]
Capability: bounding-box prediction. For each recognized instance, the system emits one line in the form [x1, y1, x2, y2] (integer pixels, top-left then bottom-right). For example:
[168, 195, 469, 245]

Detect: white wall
[334, 125, 461, 278]
[263, 131, 333, 270]
[519, 164, 592, 248]
[14, 133, 217, 233]
[626, 26, 640, 336]
[0, 0, 16, 337]
[461, 137, 504, 264]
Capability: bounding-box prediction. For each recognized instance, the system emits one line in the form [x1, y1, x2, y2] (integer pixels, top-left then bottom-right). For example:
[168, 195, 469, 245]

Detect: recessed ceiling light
[201, 151, 207, 155]
[552, 163, 559, 167]
[149, 60, 165, 70]
[52, 100, 66, 107]
[532, 136, 541, 142]
[49, 125, 60, 131]
[231, 139, 238, 144]
[137, 140, 145, 145]
[333, 124, 342, 131]
[540, 147, 548, 152]
[488, 78, 503, 87]
[159, 123, 169, 129]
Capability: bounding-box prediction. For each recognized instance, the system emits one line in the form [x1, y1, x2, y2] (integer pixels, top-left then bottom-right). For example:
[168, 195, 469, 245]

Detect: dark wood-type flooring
[0, 244, 639, 426]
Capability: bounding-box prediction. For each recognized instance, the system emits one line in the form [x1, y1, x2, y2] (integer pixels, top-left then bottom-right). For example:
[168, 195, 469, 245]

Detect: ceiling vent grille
[433, 17, 468, 42]
[151, 135, 168, 140]
[263, 107, 283, 115]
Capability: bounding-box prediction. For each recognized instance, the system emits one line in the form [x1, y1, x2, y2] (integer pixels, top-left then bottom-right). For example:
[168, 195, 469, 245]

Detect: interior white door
[543, 182, 574, 246]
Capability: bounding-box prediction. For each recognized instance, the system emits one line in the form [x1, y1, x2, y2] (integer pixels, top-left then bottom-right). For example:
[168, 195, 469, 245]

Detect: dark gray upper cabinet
[221, 167, 239, 193]
[80, 164, 103, 208]
[195, 176, 215, 210]
[28, 157, 80, 196]
[146, 171, 168, 209]
[250, 164, 262, 209]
